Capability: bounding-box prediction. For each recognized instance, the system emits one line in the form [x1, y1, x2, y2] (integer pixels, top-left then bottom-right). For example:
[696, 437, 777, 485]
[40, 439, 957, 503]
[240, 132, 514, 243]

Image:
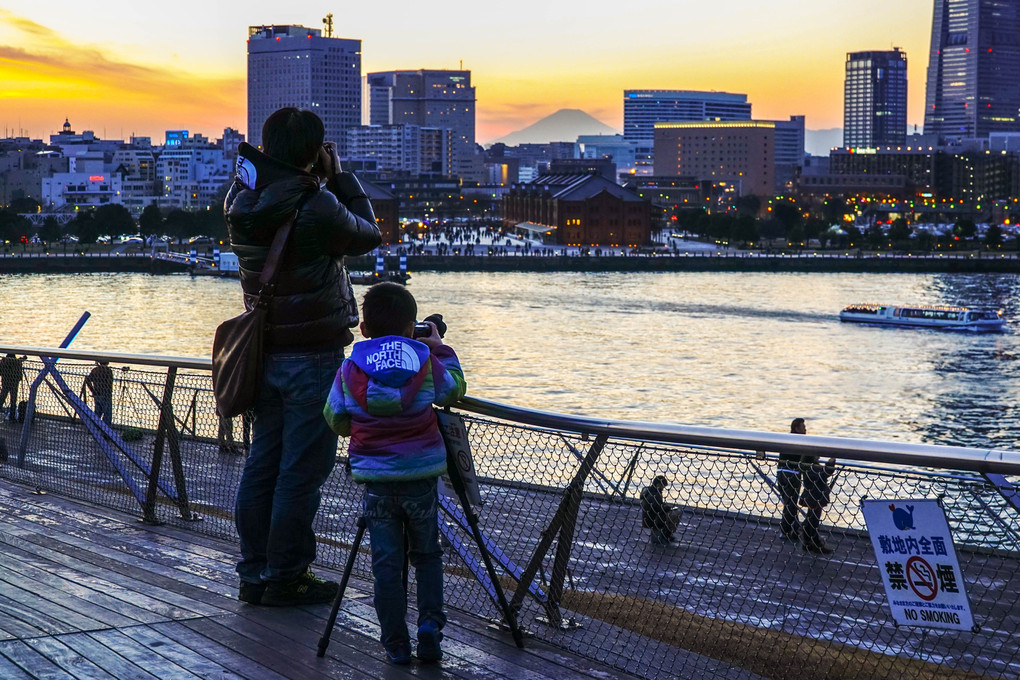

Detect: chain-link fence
[1, 346, 1018, 680]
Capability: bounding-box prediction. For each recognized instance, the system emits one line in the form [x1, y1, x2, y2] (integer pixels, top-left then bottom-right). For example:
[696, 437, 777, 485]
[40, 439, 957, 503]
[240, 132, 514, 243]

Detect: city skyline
[2, 1, 934, 144]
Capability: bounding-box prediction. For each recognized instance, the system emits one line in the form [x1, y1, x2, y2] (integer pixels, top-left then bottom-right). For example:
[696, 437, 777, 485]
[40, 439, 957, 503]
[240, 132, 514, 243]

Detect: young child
[323, 282, 467, 664]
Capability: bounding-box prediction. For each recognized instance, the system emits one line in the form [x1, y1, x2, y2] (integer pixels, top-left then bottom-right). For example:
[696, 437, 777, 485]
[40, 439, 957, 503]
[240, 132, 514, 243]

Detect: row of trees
[0, 200, 228, 247]
[676, 195, 1014, 251]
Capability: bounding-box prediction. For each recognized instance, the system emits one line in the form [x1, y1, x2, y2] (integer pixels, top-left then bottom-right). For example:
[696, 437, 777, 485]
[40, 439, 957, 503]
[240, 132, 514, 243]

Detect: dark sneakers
[416, 620, 443, 662]
[385, 642, 412, 665]
[238, 581, 267, 604]
[261, 569, 339, 607]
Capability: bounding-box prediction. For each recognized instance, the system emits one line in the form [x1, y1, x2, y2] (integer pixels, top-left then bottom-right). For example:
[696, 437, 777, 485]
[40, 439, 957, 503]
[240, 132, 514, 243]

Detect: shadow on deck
[0, 478, 633, 680]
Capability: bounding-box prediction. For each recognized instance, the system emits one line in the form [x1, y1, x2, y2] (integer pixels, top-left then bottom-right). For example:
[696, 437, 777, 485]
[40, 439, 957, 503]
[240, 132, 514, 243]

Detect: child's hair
[362, 282, 417, 338]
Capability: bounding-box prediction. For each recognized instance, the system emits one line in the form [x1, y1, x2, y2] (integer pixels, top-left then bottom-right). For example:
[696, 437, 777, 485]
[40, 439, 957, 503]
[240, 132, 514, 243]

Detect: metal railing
[1, 343, 1018, 680]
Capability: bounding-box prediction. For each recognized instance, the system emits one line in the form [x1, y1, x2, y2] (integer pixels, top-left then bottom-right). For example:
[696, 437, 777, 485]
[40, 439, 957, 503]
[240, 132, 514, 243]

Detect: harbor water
[2, 270, 1018, 450]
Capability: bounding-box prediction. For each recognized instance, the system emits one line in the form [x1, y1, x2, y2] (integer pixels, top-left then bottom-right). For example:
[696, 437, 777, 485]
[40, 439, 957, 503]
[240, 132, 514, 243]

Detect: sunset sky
[1, 1, 935, 144]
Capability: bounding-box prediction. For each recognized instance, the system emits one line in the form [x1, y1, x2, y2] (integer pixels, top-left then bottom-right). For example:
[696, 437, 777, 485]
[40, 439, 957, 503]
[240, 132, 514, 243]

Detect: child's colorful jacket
[323, 335, 467, 482]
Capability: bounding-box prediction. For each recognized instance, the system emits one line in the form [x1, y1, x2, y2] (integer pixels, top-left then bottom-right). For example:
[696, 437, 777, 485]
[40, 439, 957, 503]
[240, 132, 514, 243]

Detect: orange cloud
[0, 9, 243, 139]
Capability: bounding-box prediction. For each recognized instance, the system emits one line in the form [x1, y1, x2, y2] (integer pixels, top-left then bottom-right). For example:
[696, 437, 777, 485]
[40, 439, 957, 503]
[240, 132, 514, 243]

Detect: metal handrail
[0, 344, 210, 371]
[4, 343, 1019, 475]
[453, 398, 1020, 476]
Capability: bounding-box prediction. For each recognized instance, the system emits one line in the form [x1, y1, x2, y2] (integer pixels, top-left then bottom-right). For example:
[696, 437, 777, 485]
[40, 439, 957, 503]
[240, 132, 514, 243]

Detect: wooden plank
[23, 636, 119, 680]
[0, 587, 90, 636]
[0, 567, 135, 631]
[183, 615, 399, 680]
[137, 621, 294, 680]
[5, 527, 235, 615]
[225, 601, 469, 680]
[105, 628, 250, 680]
[0, 492, 247, 594]
[84, 629, 214, 680]
[0, 494, 232, 588]
[0, 639, 75, 679]
[0, 544, 178, 626]
[432, 608, 613, 680]
[245, 597, 561, 680]
[0, 534, 217, 620]
[0, 648, 33, 679]
[321, 597, 545, 680]
[57, 632, 165, 680]
[0, 592, 52, 639]
[0, 519, 236, 615]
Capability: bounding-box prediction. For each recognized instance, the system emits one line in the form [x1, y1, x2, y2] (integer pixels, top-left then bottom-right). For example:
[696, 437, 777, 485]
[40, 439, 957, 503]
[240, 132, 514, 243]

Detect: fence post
[510, 433, 608, 629]
[143, 366, 197, 522]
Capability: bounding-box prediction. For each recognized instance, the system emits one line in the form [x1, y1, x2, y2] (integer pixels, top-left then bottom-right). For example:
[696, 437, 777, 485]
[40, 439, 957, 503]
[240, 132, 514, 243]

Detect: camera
[413, 322, 432, 339]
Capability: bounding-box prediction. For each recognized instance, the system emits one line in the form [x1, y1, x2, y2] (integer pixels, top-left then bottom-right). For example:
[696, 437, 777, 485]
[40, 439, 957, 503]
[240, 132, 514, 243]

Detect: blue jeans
[235, 348, 343, 584]
[364, 478, 446, 647]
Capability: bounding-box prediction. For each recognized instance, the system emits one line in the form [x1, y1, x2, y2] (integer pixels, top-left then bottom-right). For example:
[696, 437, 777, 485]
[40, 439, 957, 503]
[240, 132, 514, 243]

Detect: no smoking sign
[862, 499, 975, 631]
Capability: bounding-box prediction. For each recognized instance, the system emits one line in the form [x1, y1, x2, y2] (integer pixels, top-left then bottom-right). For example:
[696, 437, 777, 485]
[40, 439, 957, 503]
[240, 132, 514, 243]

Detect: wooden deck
[0, 478, 635, 680]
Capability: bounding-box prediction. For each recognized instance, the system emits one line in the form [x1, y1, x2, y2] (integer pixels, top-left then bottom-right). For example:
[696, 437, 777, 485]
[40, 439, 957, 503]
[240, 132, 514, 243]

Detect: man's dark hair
[652, 475, 668, 489]
[261, 107, 324, 169]
[791, 417, 805, 432]
[362, 282, 417, 338]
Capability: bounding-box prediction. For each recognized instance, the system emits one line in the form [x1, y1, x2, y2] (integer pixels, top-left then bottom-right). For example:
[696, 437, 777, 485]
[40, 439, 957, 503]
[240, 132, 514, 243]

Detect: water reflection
[1, 271, 1017, 449]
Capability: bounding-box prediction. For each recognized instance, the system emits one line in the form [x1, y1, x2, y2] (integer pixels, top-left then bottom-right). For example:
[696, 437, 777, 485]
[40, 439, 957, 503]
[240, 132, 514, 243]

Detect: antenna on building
[322, 13, 333, 38]
[460, 59, 463, 70]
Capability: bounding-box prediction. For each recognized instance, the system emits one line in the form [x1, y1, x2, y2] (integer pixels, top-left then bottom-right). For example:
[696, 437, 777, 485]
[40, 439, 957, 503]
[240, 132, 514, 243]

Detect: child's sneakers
[416, 620, 443, 662]
[384, 642, 412, 665]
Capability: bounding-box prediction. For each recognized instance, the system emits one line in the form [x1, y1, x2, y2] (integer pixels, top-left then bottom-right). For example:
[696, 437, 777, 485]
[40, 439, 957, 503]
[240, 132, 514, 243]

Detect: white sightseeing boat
[839, 303, 1007, 332]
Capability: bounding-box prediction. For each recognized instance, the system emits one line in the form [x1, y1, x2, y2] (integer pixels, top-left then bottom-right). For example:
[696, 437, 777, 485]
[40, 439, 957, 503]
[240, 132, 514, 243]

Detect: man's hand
[315, 142, 341, 180]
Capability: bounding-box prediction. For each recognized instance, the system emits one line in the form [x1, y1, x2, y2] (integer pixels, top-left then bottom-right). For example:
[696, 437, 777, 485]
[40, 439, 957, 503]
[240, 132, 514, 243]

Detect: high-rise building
[366, 70, 476, 178]
[652, 121, 775, 196]
[247, 25, 362, 154]
[346, 125, 454, 174]
[622, 90, 752, 175]
[924, 0, 1020, 139]
[843, 49, 908, 148]
[623, 90, 752, 143]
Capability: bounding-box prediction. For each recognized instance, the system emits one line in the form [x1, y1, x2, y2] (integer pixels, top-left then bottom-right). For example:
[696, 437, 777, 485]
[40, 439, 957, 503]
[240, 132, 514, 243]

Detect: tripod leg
[447, 467, 525, 648]
[317, 516, 367, 658]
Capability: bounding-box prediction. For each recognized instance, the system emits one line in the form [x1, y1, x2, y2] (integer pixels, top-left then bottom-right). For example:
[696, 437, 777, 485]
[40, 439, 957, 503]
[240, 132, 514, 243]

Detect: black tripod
[317, 457, 524, 657]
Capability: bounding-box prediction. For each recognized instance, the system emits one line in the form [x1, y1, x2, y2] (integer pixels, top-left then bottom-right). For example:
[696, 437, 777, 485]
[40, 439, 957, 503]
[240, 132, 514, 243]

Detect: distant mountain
[806, 128, 844, 156]
[489, 109, 619, 147]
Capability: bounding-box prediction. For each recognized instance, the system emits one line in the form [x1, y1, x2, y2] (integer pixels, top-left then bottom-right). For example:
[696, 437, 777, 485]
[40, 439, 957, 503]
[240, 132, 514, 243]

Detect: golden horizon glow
[1, 1, 934, 144]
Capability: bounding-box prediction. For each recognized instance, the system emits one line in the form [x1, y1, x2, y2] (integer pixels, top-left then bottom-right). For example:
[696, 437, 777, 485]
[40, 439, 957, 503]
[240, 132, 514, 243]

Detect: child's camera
[412, 322, 432, 338]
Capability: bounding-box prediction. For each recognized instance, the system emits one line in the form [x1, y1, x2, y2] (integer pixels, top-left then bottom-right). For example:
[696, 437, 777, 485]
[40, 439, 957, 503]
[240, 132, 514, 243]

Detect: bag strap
[255, 191, 312, 299]
[258, 211, 298, 288]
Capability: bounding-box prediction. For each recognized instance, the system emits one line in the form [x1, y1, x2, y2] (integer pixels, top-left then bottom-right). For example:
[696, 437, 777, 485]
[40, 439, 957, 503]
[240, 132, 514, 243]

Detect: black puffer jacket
[224, 143, 381, 352]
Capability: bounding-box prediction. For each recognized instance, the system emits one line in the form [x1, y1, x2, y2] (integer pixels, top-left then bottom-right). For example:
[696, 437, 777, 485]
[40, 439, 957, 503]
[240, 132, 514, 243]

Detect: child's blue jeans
[363, 477, 446, 648]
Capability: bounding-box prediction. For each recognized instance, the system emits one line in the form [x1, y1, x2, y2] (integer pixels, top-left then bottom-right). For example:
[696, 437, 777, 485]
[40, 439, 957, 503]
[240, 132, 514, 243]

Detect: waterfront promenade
[0, 477, 637, 680]
[2, 248, 1020, 274]
[2, 385, 1018, 680]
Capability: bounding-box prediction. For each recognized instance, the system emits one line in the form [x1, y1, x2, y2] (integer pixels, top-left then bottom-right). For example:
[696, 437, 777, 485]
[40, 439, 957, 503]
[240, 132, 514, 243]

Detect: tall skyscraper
[924, 0, 1020, 139]
[622, 90, 752, 174]
[247, 25, 362, 154]
[843, 49, 908, 148]
[366, 70, 476, 178]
